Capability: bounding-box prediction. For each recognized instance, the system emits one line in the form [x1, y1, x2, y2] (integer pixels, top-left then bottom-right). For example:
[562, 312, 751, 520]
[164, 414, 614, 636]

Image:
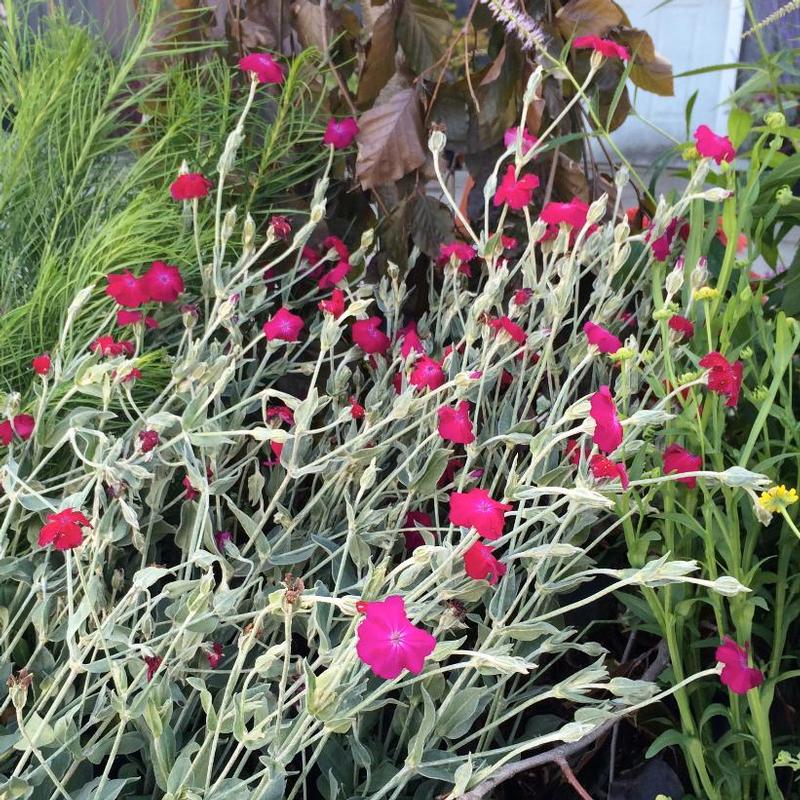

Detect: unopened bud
[243, 214, 256, 249]
[310, 203, 326, 224]
[690, 257, 708, 290]
[764, 111, 785, 131]
[360, 229, 374, 250]
[222, 207, 237, 244]
[682, 145, 699, 161]
[776, 185, 794, 206]
[428, 129, 447, 154]
[587, 195, 607, 225]
[523, 68, 543, 105]
[769, 135, 784, 151]
[589, 50, 604, 72]
[665, 265, 684, 296]
[614, 165, 630, 190]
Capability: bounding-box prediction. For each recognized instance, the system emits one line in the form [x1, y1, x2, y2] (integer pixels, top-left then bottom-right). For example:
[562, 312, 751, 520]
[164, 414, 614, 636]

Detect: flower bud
[310, 203, 326, 224]
[769, 135, 784, 151]
[776, 185, 794, 206]
[360, 229, 374, 250]
[523, 67, 543, 105]
[222, 207, 237, 244]
[764, 111, 785, 131]
[682, 145, 699, 161]
[428, 129, 447, 154]
[614, 165, 629, 190]
[587, 194, 607, 224]
[690, 257, 708, 290]
[483, 173, 498, 202]
[589, 50, 604, 72]
[665, 265, 684, 296]
[242, 214, 256, 249]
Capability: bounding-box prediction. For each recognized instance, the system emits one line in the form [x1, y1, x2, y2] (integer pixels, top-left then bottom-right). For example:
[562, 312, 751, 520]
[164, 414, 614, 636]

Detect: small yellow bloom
[694, 286, 720, 301]
[758, 485, 799, 513]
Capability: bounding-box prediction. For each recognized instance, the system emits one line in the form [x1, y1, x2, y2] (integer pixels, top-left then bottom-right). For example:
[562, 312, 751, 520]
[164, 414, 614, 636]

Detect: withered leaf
[291, 0, 329, 51]
[615, 28, 674, 97]
[555, 0, 625, 38]
[409, 195, 455, 258]
[356, 6, 397, 109]
[396, 0, 451, 74]
[554, 153, 590, 203]
[356, 86, 427, 190]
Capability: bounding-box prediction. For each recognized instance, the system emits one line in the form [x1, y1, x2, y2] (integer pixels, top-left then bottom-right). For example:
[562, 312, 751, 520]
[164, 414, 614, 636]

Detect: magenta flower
[410, 355, 445, 391]
[106, 270, 149, 308]
[437, 401, 475, 444]
[493, 165, 540, 210]
[589, 454, 629, 489]
[694, 125, 735, 164]
[403, 510, 432, 551]
[269, 215, 292, 239]
[144, 655, 163, 682]
[318, 288, 346, 318]
[323, 117, 359, 149]
[589, 385, 623, 453]
[38, 508, 91, 551]
[143, 261, 184, 303]
[662, 443, 702, 488]
[170, 172, 212, 201]
[138, 429, 160, 453]
[318, 260, 352, 289]
[573, 35, 630, 60]
[668, 314, 694, 340]
[206, 641, 224, 669]
[699, 352, 743, 408]
[349, 396, 365, 420]
[355, 595, 436, 679]
[351, 317, 391, 355]
[322, 236, 350, 261]
[438, 241, 477, 275]
[183, 476, 199, 501]
[583, 321, 622, 354]
[540, 197, 590, 229]
[449, 487, 512, 540]
[464, 541, 506, 585]
[12, 414, 35, 441]
[0, 420, 12, 447]
[398, 321, 424, 358]
[266, 405, 295, 427]
[238, 52, 284, 84]
[504, 126, 537, 153]
[32, 353, 52, 376]
[263, 307, 304, 342]
[488, 315, 527, 345]
[715, 637, 763, 694]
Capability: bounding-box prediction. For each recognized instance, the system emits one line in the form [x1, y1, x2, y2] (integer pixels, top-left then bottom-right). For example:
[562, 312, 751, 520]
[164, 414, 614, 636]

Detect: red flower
[398, 321, 424, 358]
[144, 655, 162, 682]
[504, 126, 537, 153]
[349, 396, 365, 420]
[487, 315, 527, 345]
[138, 429, 160, 453]
[322, 236, 350, 261]
[493, 165, 539, 210]
[12, 414, 35, 441]
[302, 246, 321, 265]
[540, 197, 589, 229]
[122, 368, 142, 382]
[90, 337, 134, 358]
[38, 508, 91, 550]
[266, 405, 295, 426]
[0, 420, 12, 446]
[269, 215, 292, 239]
[662, 443, 702, 488]
[117, 310, 142, 326]
[32, 353, 52, 376]
[263, 307, 304, 342]
[648, 218, 687, 262]
[106, 270, 149, 308]
[403, 510, 432, 551]
[352, 317, 391, 355]
[513, 288, 532, 306]
[170, 172, 212, 201]
[215, 530, 232, 550]
[449, 487, 511, 540]
[183, 476, 199, 501]
[438, 242, 476, 275]
[589, 385, 623, 453]
[239, 52, 284, 84]
[694, 125, 735, 164]
[143, 261, 184, 303]
[464, 541, 506, 585]
[583, 321, 622, 354]
[565, 438, 588, 466]
[323, 117, 359, 149]
[318, 288, 346, 318]
[668, 314, 694, 340]
[437, 401, 475, 444]
[717, 216, 748, 255]
[699, 352, 743, 408]
[715, 637, 763, 694]
[206, 641, 224, 669]
[589, 454, 629, 489]
[573, 35, 630, 60]
[410, 356, 445, 391]
[318, 260, 351, 289]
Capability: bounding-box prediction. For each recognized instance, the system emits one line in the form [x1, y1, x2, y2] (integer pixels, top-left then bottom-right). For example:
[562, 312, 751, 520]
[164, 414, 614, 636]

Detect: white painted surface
[610, 0, 746, 159]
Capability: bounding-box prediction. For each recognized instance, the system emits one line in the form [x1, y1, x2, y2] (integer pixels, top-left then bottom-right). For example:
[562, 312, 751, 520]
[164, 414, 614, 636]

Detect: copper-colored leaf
[555, 0, 624, 38]
[600, 84, 631, 132]
[479, 45, 506, 86]
[396, 0, 451, 74]
[356, 86, 427, 190]
[356, 6, 397, 109]
[291, 0, 329, 51]
[615, 28, 674, 97]
[409, 195, 455, 258]
[554, 153, 590, 203]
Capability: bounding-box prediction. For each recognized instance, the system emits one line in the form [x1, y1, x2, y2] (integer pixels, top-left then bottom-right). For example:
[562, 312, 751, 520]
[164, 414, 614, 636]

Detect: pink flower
[403, 511, 432, 551]
[266, 405, 295, 427]
[502, 234, 519, 250]
[662, 443, 702, 488]
[106, 270, 149, 308]
[668, 315, 694, 340]
[302, 245, 321, 265]
[143, 261, 184, 303]
[12, 414, 35, 441]
[399, 321, 424, 358]
[183, 475, 199, 501]
[566, 438, 588, 466]
[352, 317, 391, 355]
[319, 288, 346, 318]
[122, 368, 142, 382]
[263, 307, 304, 342]
[318, 260, 351, 289]
[647, 218, 688, 261]
[269, 215, 292, 239]
[540, 197, 590, 229]
[206, 641, 224, 669]
[589, 385, 623, 453]
[355, 595, 436, 679]
[583, 321, 622, 354]
[449, 487, 511, 540]
[715, 637, 763, 694]
[238, 52, 284, 84]
[89, 337, 134, 358]
[137, 430, 159, 453]
[170, 172, 212, 201]
[699, 352, 743, 408]
[437, 401, 475, 444]
[410, 356, 445, 391]
[493, 165, 539, 210]
[144, 655, 162, 682]
[464, 541, 506, 585]
[349, 396, 365, 420]
[38, 508, 91, 551]
[513, 288, 532, 306]
[573, 35, 630, 60]
[589, 454, 629, 489]
[488, 315, 527, 345]
[0, 420, 13, 446]
[323, 117, 359, 149]
[322, 236, 350, 261]
[504, 126, 537, 153]
[438, 242, 476, 275]
[32, 353, 51, 376]
[694, 125, 735, 164]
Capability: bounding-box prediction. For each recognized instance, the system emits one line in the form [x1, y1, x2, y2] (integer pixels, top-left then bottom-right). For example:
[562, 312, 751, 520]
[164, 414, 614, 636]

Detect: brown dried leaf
[616, 28, 673, 97]
[356, 6, 397, 109]
[409, 195, 455, 258]
[356, 86, 427, 190]
[291, 0, 329, 51]
[555, 153, 590, 203]
[555, 0, 624, 38]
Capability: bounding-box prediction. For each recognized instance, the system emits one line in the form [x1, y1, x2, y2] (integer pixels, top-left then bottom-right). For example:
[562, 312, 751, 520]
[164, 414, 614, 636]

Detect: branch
[458, 641, 670, 800]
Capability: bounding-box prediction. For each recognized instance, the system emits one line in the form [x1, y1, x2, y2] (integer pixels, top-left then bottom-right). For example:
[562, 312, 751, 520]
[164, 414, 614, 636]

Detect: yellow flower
[693, 286, 720, 301]
[758, 485, 799, 513]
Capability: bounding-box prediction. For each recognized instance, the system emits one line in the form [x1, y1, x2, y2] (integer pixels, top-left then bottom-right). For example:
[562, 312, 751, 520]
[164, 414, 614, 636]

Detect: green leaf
[405, 687, 436, 768]
[435, 688, 491, 739]
[411, 448, 452, 495]
[645, 728, 691, 758]
[727, 108, 753, 148]
[396, 0, 451, 74]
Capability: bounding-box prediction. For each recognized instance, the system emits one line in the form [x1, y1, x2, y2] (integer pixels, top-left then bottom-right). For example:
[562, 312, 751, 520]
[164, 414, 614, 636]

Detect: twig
[555, 755, 594, 800]
[458, 641, 670, 800]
